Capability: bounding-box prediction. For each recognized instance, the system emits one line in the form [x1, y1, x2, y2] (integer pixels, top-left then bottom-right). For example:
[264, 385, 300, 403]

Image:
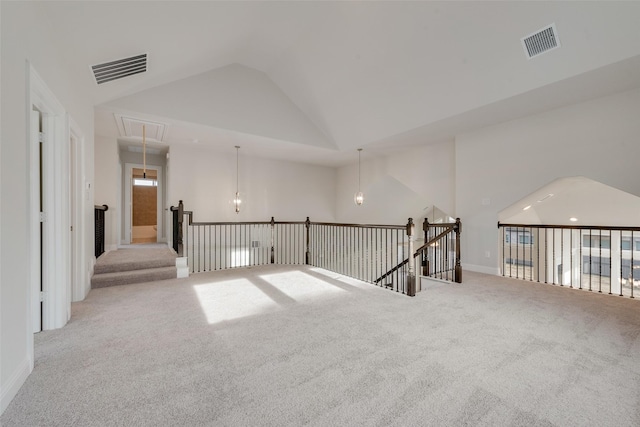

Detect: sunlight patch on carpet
[259, 271, 346, 302]
[308, 267, 371, 289]
[193, 278, 279, 324]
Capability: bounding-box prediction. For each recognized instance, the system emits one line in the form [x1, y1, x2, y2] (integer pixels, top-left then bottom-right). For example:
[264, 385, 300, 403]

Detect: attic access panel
[114, 114, 167, 143]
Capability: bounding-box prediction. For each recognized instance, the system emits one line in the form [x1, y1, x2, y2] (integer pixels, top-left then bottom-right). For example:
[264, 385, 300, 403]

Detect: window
[133, 178, 157, 187]
[622, 239, 631, 250]
[583, 235, 611, 249]
[505, 234, 510, 243]
[518, 234, 533, 245]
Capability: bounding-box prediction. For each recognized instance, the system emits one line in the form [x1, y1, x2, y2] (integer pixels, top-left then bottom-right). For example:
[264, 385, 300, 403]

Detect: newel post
[177, 200, 184, 257]
[406, 218, 416, 297]
[455, 217, 462, 283]
[270, 217, 275, 264]
[305, 217, 311, 265]
[422, 217, 430, 276]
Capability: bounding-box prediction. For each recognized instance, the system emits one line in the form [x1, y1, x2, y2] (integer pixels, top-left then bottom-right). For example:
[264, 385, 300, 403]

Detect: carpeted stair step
[91, 266, 177, 289]
[94, 248, 177, 274]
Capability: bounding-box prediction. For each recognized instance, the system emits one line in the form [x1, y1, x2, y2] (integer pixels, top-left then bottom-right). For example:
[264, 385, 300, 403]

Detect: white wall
[94, 136, 119, 250]
[0, 2, 95, 414]
[456, 88, 640, 274]
[334, 141, 456, 226]
[169, 144, 336, 222]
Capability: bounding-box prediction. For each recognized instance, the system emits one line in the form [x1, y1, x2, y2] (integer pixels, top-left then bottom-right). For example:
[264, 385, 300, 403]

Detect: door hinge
[39, 291, 45, 302]
[39, 212, 46, 222]
[70, 225, 73, 232]
[38, 132, 45, 143]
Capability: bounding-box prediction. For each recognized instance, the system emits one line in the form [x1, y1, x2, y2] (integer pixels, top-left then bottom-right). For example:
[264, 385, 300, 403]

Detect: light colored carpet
[3, 266, 640, 426]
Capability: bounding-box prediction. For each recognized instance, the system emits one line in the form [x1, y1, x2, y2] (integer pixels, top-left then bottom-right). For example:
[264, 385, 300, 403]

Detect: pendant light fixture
[354, 148, 364, 206]
[233, 146, 242, 213]
[142, 124, 147, 179]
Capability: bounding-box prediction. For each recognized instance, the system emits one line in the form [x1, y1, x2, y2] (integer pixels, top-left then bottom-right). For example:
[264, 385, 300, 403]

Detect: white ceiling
[40, 1, 640, 166]
[498, 176, 640, 227]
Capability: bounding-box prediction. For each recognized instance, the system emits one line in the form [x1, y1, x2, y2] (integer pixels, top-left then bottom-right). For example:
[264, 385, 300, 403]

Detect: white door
[31, 109, 42, 333]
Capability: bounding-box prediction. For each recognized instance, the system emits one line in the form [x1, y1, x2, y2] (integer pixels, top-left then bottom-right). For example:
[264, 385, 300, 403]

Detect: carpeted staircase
[91, 247, 178, 288]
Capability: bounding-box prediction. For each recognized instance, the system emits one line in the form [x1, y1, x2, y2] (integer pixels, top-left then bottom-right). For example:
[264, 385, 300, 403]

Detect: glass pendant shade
[234, 191, 242, 213]
[354, 191, 364, 205]
[354, 148, 364, 206]
[234, 146, 241, 213]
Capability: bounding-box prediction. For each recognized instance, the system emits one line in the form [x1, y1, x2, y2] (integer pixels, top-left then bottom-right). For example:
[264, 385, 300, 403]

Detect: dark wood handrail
[311, 221, 405, 230]
[498, 222, 640, 231]
[176, 209, 406, 230]
[94, 204, 108, 211]
[413, 227, 456, 257]
[374, 258, 409, 283]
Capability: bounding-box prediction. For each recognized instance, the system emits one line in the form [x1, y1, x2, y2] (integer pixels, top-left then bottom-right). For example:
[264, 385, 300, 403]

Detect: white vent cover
[521, 24, 560, 59]
[92, 54, 147, 84]
[114, 114, 167, 143]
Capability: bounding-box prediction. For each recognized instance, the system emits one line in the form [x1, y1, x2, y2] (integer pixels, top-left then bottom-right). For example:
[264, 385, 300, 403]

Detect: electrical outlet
[485, 250, 491, 258]
[481, 198, 490, 206]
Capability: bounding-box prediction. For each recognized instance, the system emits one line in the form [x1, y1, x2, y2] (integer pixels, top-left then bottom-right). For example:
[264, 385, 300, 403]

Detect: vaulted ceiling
[40, 1, 640, 165]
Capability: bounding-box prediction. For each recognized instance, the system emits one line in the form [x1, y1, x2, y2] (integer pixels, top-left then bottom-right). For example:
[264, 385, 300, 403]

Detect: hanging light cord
[358, 148, 362, 192]
[234, 146, 241, 213]
[142, 124, 147, 179]
[236, 146, 239, 193]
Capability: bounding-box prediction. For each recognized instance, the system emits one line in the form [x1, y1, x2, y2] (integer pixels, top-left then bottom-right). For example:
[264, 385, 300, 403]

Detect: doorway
[29, 64, 71, 340]
[131, 168, 158, 244]
[123, 163, 164, 245]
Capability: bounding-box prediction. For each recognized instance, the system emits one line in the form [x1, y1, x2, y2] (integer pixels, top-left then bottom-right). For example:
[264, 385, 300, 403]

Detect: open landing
[4, 266, 640, 426]
[91, 245, 177, 288]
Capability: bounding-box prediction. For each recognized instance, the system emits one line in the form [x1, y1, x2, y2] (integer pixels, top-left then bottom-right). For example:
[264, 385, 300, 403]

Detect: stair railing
[415, 218, 462, 283]
[169, 200, 184, 256]
[94, 204, 108, 258]
[170, 201, 418, 296]
[310, 219, 413, 295]
[374, 218, 462, 292]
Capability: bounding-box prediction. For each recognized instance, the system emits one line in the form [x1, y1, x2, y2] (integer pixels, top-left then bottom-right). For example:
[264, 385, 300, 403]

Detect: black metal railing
[416, 218, 462, 283]
[170, 202, 183, 255]
[312, 221, 410, 294]
[170, 201, 418, 296]
[94, 204, 108, 258]
[498, 223, 640, 298]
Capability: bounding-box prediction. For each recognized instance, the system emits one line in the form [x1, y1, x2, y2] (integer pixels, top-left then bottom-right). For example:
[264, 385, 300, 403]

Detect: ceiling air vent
[91, 53, 147, 84]
[521, 24, 560, 59]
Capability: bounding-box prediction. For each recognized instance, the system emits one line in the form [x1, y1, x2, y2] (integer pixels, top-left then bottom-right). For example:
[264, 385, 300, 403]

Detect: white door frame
[28, 64, 70, 345]
[69, 116, 88, 302]
[29, 109, 42, 337]
[123, 163, 163, 245]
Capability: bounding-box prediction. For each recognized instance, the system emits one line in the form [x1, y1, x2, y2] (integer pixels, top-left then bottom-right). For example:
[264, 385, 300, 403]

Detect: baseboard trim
[1, 358, 31, 415]
[462, 263, 500, 275]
